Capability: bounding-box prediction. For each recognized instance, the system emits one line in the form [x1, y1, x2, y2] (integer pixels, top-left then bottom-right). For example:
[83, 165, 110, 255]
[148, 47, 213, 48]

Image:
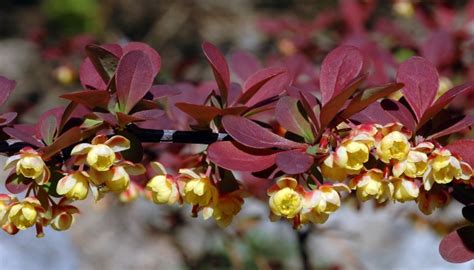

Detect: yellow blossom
[179, 169, 218, 207]
[376, 131, 410, 163]
[4, 148, 50, 185]
[203, 190, 245, 228]
[393, 150, 429, 178]
[392, 177, 419, 202]
[335, 140, 370, 172]
[321, 155, 348, 181]
[57, 171, 89, 200]
[267, 177, 304, 219]
[51, 211, 74, 231]
[146, 175, 179, 205]
[71, 135, 130, 171]
[301, 184, 347, 224]
[423, 149, 472, 190]
[349, 169, 393, 203]
[7, 198, 43, 230]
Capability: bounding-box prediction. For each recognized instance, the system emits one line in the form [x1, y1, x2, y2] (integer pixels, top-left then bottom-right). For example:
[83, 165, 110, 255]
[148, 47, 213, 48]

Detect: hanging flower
[4, 147, 50, 185]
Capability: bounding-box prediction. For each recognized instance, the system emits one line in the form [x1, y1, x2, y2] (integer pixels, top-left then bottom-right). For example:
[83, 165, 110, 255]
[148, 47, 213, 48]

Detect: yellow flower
[4, 148, 50, 185]
[119, 181, 141, 203]
[7, 197, 43, 230]
[57, 171, 89, 200]
[393, 150, 429, 178]
[423, 149, 472, 190]
[146, 175, 179, 205]
[0, 194, 16, 226]
[179, 169, 218, 208]
[376, 131, 410, 163]
[349, 169, 393, 203]
[267, 177, 304, 219]
[89, 162, 145, 193]
[203, 190, 245, 228]
[393, 0, 414, 18]
[321, 155, 347, 182]
[71, 135, 130, 171]
[301, 184, 348, 224]
[51, 211, 74, 231]
[335, 140, 370, 172]
[392, 177, 419, 203]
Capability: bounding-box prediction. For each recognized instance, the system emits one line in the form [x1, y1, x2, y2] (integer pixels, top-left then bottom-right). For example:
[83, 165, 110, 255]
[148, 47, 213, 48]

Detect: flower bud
[57, 172, 89, 200]
[181, 175, 218, 207]
[321, 155, 347, 182]
[50, 211, 74, 231]
[4, 148, 50, 185]
[392, 177, 419, 202]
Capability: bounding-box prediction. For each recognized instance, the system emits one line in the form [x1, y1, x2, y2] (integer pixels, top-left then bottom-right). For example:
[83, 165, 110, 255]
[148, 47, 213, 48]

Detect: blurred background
[1, 0, 474, 269]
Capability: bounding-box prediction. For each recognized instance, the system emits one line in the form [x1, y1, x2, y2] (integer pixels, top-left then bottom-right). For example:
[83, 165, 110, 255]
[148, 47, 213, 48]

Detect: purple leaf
[150, 84, 181, 99]
[0, 112, 17, 126]
[275, 96, 314, 143]
[320, 46, 363, 105]
[396, 56, 439, 121]
[0, 76, 16, 107]
[236, 66, 286, 105]
[36, 107, 63, 145]
[246, 71, 289, 107]
[276, 150, 314, 174]
[202, 42, 230, 103]
[116, 51, 154, 114]
[429, 115, 474, 139]
[5, 174, 30, 194]
[446, 139, 474, 167]
[419, 81, 474, 128]
[79, 58, 107, 90]
[222, 115, 305, 150]
[230, 50, 261, 81]
[123, 42, 161, 76]
[208, 141, 276, 172]
[3, 127, 43, 147]
[380, 99, 416, 131]
[421, 31, 455, 68]
[85, 44, 122, 84]
[439, 226, 474, 263]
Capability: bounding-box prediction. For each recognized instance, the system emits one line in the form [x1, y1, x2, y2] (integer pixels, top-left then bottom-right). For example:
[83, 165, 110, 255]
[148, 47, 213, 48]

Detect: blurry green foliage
[41, 0, 102, 36]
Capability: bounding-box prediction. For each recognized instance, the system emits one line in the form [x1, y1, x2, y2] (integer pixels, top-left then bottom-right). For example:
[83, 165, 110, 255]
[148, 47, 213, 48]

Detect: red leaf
[175, 103, 221, 126]
[123, 42, 161, 76]
[246, 71, 289, 107]
[208, 141, 276, 172]
[320, 46, 363, 105]
[115, 50, 154, 113]
[150, 84, 181, 99]
[421, 31, 455, 68]
[320, 74, 366, 129]
[236, 66, 286, 105]
[85, 44, 122, 84]
[79, 58, 107, 90]
[202, 42, 230, 103]
[3, 127, 43, 147]
[36, 107, 63, 145]
[380, 99, 416, 131]
[5, 174, 29, 194]
[276, 150, 314, 174]
[396, 56, 439, 121]
[429, 115, 474, 139]
[60, 90, 110, 109]
[350, 100, 416, 131]
[340, 83, 404, 119]
[0, 112, 17, 126]
[0, 75, 16, 106]
[230, 50, 261, 81]
[275, 96, 314, 143]
[439, 226, 474, 263]
[419, 81, 474, 128]
[222, 115, 305, 150]
[446, 139, 474, 167]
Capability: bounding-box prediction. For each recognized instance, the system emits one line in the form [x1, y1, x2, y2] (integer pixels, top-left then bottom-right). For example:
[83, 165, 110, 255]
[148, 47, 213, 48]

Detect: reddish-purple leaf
[208, 141, 276, 172]
[115, 51, 154, 114]
[320, 74, 366, 129]
[446, 139, 474, 167]
[222, 115, 305, 150]
[60, 90, 110, 109]
[175, 103, 221, 126]
[5, 174, 30, 194]
[202, 42, 230, 103]
[380, 99, 416, 131]
[3, 127, 43, 147]
[350, 100, 416, 131]
[421, 31, 455, 68]
[419, 81, 474, 128]
[275, 96, 314, 143]
[230, 50, 261, 81]
[320, 46, 363, 105]
[340, 83, 404, 119]
[246, 71, 289, 107]
[150, 84, 181, 99]
[79, 58, 107, 90]
[85, 44, 122, 84]
[0, 75, 16, 106]
[276, 150, 314, 174]
[439, 226, 474, 263]
[236, 66, 286, 105]
[36, 107, 63, 145]
[123, 42, 161, 76]
[0, 112, 17, 126]
[132, 109, 165, 120]
[396, 56, 439, 121]
[429, 115, 474, 139]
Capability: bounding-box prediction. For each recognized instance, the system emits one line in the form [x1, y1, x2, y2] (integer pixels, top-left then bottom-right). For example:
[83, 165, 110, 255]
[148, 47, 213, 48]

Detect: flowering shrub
[0, 38, 474, 263]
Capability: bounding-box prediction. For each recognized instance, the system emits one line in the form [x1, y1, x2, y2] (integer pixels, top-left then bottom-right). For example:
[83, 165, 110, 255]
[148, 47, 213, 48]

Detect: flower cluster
[145, 162, 245, 228]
